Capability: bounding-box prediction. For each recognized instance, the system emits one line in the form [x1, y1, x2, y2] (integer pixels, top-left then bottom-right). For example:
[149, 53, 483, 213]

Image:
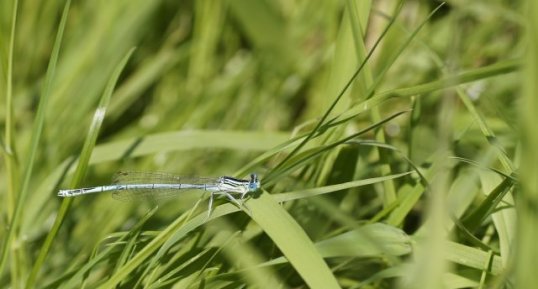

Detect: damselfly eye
[248, 173, 259, 191]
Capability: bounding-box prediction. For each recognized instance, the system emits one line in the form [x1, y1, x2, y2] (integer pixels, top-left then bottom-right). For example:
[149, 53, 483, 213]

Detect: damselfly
[58, 172, 260, 216]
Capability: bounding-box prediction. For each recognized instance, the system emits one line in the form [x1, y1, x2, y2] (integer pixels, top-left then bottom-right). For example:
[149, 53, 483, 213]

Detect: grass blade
[460, 176, 515, 232]
[2, 0, 20, 223]
[0, 0, 70, 279]
[25, 47, 135, 289]
[274, 172, 412, 202]
[248, 191, 341, 289]
[515, 0, 538, 287]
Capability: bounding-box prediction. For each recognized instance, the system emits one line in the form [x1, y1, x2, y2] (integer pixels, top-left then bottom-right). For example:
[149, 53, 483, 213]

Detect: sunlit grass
[0, 0, 528, 288]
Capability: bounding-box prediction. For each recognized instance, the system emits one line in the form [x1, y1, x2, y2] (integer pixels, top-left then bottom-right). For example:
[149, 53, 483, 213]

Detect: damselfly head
[249, 173, 260, 191]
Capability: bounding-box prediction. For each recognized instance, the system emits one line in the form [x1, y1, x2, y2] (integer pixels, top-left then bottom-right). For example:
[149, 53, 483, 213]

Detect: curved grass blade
[247, 192, 341, 289]
[91, 130, 290, 163]
[0, 0, 70, 279]
[25, 47, 136, 289]
[449, 156, 517, 182]
[274, 172, 411, 202]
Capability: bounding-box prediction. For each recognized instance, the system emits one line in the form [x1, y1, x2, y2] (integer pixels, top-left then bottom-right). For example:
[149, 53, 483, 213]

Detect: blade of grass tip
[267, 0, 404, 179]
[3, 0, 20, 223]
[25, 47, 136, 289]
[0, 0, 70, 277]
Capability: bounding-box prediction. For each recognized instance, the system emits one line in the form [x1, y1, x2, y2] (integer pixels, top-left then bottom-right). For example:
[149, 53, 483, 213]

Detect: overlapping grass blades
[25, 47, 135, 289]
[0, 0, 526, 288]
[0, 0, 70, 280]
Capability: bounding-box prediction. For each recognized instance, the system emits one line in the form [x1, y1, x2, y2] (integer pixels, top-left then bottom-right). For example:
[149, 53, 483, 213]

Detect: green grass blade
[1, 0, 21, 285]
[515, 0, 538, 287]
[374, 60, 518, 100]
[2, 0, 20, 224]
[222, 223, 411, 276]
[0, 0, 70, 278]
[274, 172, 411, 202]
[247, 192, 341, 289]
[25, 47, 135, 289]
[315, 223, 411, 258]
[444, 241, 502, 274]
[90, 130, 290, 164]
[236, 113, 365, 177]
[460, 177, 515, 232]
[68, 47, 136, 186]
[205, 219, 284, 289]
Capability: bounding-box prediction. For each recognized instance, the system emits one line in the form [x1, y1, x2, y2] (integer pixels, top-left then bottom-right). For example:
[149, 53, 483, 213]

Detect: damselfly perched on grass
[58, 171, 260, 216]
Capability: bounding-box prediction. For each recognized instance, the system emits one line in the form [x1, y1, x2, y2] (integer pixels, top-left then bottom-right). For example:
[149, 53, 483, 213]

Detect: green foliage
[0, 0, 527, 288]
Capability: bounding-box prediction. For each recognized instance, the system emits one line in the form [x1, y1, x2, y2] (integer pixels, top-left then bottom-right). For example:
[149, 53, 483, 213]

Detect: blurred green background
[0, 0, 533, 288]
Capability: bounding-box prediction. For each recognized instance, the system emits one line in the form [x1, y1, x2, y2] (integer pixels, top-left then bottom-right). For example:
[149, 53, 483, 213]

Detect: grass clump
[0, 0, 530, 288]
